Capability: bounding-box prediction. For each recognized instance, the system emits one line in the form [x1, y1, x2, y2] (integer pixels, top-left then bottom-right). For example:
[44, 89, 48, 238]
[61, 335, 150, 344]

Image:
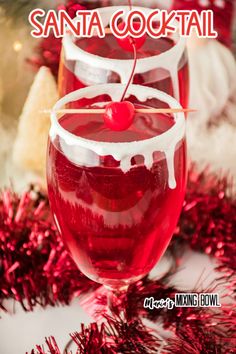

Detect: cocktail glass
[47, 83, 187, 315]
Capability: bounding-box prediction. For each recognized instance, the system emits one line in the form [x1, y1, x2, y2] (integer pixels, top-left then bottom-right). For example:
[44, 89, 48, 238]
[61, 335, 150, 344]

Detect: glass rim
[50, 84, 186, 152]
[63, 6, 186, 74]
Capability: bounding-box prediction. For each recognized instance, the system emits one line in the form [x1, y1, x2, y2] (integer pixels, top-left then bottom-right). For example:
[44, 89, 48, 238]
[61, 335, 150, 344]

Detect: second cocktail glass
[59, 6, 189, 108]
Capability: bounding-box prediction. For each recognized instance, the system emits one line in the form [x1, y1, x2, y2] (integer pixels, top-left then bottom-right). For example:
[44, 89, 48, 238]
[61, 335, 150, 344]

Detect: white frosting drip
[63, 6, 186, 98]
[50, 84, 185, 189]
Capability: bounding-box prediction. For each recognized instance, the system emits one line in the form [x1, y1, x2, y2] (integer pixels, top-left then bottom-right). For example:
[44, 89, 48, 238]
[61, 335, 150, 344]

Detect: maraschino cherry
[116, 0, 146, 52]
[103, 0, 137, 132]
[116, 22, 146, 52]
[104, 101, 135, 131]
[103, 39, 137, 132]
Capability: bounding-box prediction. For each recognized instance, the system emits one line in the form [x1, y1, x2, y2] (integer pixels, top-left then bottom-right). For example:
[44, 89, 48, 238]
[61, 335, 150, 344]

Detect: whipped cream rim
[50, 84, 185, 148]
[63, 6, 186, 69]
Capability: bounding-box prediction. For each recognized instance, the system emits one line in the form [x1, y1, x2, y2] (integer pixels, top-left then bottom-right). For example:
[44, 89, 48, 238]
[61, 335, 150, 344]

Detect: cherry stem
[120, 0, 135, 102]
[120, 40, 137, 102]
[128, 0, 132, 11]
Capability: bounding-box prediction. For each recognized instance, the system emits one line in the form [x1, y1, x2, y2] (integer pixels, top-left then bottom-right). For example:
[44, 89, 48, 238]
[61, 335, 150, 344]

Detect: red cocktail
[47, 84, 187, 288]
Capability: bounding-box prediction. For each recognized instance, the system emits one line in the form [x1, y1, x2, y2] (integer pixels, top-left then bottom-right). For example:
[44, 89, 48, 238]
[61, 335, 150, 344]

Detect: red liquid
[47, 109, 187, 287]
[59, 36, 189, 108]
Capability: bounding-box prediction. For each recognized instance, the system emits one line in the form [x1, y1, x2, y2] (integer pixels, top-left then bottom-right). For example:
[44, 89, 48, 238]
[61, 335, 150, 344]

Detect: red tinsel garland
[176, 167, 236, 272]
[30, 319, 162, 354]
[0, 188, 96, 312]
[0, 166, 235, 353]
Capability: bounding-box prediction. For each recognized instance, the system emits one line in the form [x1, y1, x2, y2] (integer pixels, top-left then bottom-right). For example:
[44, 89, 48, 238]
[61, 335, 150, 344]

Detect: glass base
[79, 252, 174, 321]
[63, 252, 174, 352]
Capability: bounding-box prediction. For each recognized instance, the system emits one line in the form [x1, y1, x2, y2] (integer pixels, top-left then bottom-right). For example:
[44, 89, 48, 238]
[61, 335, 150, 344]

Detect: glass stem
[106, 285, 129, 318]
